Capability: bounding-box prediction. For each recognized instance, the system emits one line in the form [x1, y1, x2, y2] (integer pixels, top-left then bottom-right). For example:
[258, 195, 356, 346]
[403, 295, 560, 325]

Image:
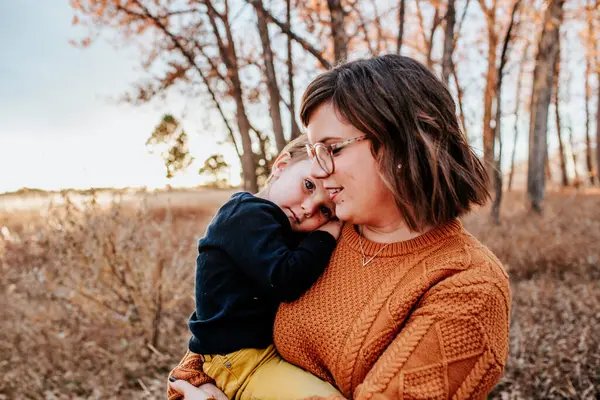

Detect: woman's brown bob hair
[300, 55, 489, 231]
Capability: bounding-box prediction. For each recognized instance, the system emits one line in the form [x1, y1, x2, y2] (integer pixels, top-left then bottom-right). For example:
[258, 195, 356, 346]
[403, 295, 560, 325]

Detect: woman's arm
[352, 268, 511, 399]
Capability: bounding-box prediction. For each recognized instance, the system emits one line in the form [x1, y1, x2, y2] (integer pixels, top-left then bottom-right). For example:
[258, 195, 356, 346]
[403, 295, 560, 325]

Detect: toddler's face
[268, 160, 336, 232]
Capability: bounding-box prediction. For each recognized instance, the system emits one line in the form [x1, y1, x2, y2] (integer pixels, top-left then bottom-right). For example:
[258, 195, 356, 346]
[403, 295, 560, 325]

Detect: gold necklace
[358, 228, 391, 267]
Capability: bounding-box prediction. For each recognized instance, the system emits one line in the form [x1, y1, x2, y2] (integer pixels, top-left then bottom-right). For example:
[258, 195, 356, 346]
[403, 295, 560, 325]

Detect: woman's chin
[335, 204, 356, 224]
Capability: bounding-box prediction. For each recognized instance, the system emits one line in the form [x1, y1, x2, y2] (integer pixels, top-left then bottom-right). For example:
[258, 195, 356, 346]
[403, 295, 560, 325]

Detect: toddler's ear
[270, 151, 292, 178]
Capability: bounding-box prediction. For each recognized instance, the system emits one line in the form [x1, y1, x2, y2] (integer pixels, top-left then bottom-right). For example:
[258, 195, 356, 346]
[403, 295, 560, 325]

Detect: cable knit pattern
[274, 220, 510, 399]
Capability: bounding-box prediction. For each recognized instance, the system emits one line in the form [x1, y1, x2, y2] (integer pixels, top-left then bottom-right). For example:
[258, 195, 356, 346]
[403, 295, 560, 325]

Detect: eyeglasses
[305, 135, 367, 175]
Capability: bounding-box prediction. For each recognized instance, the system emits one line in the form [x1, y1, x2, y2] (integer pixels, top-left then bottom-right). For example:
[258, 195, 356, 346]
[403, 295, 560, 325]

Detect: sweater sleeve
[349, 268, 511, 400]
[214, 197, 337, 302]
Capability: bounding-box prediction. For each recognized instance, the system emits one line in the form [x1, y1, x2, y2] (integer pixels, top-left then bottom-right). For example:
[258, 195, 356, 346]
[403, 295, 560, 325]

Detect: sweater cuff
[167, 350, 215, 400]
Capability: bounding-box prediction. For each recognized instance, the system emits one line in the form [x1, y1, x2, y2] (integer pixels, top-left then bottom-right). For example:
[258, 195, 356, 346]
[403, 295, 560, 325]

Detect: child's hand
[317, 218, 343, 240]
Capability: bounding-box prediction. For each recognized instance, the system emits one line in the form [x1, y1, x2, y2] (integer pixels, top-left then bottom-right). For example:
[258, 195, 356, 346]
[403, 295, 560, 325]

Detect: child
[168, 135, 343, 400]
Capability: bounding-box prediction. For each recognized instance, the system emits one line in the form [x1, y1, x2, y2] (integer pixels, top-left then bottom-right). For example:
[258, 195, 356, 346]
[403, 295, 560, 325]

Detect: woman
[171, 54, 510, 399]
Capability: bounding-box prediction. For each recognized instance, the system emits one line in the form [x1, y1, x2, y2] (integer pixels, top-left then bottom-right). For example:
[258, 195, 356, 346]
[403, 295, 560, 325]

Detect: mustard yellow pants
[202, 345, 341, 400]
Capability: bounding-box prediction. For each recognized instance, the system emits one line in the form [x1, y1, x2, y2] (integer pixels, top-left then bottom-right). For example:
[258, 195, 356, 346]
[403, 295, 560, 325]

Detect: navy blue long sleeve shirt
[188, 192, 337, 355]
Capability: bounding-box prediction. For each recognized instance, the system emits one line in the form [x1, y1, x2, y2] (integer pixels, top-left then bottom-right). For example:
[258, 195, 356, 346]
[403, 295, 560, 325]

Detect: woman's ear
[270, 151, 292, 178]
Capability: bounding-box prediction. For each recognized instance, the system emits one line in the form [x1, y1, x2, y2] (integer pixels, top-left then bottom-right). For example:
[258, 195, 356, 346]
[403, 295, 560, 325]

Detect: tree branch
[244, 0, 331, 69]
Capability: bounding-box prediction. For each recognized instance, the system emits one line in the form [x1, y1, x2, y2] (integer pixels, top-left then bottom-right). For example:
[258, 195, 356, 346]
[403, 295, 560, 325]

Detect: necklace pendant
[357, 226, 391, 267]
[361, 256, 377, 267]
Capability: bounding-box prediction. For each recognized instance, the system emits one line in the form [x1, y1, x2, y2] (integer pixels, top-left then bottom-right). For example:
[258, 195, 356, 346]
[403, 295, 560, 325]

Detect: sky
[0, 2, 595, 194]
[0, 1, 238, 194]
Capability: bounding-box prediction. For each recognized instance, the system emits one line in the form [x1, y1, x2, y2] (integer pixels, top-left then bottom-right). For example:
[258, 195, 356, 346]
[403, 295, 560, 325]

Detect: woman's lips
[327, 187, 343, 201]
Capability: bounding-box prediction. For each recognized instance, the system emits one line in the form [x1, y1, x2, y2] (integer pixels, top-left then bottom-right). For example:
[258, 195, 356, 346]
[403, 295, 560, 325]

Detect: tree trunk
[416, 2, 441, 70]
[232, 91, 258, 192]
[252, 0, 286, 153]
[397, 0, 406, 55]
[442, 0, 456, 85]
[206, 0, 258, 192]
[483, 26, 498, 185]
[569, 126, 580, 185]
[584, 68, 594, 185]
[491, 81, 503, 224]
[545, 146, 553, 182]
[596, 0, 600, 186]
[491, 0, 520, 223]
[553, 43, 568, 187]
[287, 0, 301, 139]
[327, 0, 348, 63]
[492, 127, 503, 225]
[527, 0, 564, 213]
[597, 69, 600, 185]
[451, 60, 469, 140]
[508, 42, 529, 192]
[584, 8, 596, 185]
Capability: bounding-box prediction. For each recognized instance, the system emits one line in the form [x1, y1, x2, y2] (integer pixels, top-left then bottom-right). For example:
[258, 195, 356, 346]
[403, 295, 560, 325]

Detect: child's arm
[208, 198, 338, 302]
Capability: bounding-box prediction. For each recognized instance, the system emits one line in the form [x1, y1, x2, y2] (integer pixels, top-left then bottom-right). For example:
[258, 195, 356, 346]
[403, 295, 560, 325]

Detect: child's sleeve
[215, 199, 337, 302]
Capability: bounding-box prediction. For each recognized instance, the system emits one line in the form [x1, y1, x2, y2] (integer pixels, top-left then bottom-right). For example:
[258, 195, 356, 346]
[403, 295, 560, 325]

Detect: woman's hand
[169, 380, 229, 400]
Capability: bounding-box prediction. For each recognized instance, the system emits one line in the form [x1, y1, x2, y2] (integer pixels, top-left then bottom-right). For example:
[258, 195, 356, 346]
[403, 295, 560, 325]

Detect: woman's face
[306, 102, 398, 226]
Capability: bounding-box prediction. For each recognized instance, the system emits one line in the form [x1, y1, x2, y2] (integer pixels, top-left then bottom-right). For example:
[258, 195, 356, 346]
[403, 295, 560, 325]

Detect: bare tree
[449, 0, 473, 139]
[553, 40, 569, 187]
[563, 56, 581, 186]
[251, 0, 286, 153]
[596, 0, 600, 185]
[442, 0, 457, 84]
[597, 0, 600, 185]
[527, 0, 564, 213]
[584, 0, 597, 184]
[451, 60, 470, 140]
[286, 0, 301, 140]
[246, 0, 332, 68]
[204, 0, 260, 192]
[508, 41, 530, 191]
[569, 125, 581, 185]
[71, 0, 264, 191]
[397, 0, 406, 55]
[492, 0, 521, 224]
[416, 0, 443, 70]
[327, 0, 348, 63]
[477, 0, 500, 183]
[597, 70, 600, 187]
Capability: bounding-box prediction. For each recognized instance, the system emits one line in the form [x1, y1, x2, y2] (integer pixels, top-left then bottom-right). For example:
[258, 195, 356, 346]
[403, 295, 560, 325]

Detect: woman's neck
[358, 220, 429, 243]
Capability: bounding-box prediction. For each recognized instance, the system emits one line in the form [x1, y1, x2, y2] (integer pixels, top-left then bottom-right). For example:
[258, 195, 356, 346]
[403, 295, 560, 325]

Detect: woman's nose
[310, 158, 329, 178]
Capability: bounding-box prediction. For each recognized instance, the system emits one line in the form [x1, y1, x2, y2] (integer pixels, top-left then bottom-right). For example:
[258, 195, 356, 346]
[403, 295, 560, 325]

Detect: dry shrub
[464, 190, 600, 281]
[464, 189, 600, 399]
[0, 192, 219, 398]
[1, 188, 598, 399]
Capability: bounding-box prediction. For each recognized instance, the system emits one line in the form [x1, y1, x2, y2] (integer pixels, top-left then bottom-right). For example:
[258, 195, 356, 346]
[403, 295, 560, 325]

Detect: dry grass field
[1, 188, 598, 399]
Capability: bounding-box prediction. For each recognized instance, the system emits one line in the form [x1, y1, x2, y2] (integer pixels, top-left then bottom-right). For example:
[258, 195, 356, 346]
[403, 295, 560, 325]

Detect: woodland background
[1, 0, 599, 398]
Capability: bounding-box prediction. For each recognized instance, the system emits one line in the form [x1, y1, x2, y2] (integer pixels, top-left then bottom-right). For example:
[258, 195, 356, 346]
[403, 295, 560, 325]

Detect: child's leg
[202, 346, 279, 398]
[236, 348, 342, 400]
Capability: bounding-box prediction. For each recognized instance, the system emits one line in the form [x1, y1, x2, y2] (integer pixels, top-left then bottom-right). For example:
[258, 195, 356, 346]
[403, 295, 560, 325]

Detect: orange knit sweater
[274, 220, 511, 399]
